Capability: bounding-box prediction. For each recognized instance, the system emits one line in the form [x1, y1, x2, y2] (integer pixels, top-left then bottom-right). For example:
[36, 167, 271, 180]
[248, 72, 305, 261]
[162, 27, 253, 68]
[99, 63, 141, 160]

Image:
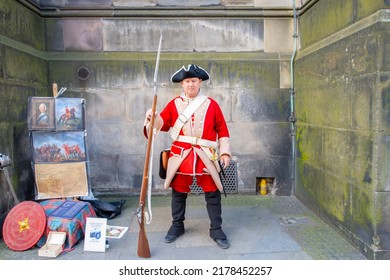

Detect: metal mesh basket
[190, 160, 238, 194]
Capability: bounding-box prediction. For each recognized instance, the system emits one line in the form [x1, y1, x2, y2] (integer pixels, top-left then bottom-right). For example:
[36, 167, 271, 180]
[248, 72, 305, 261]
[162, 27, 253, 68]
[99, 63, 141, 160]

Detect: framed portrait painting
[28, 97, 55, 131]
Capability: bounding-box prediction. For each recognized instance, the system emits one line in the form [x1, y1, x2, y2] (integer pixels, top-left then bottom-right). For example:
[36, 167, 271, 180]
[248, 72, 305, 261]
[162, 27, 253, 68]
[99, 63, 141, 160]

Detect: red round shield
[2, 201, 47, 251]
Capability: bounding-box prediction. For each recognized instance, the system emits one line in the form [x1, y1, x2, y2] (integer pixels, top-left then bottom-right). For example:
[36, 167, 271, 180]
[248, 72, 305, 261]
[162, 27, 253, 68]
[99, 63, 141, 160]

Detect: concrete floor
[0, 194, 366, 260]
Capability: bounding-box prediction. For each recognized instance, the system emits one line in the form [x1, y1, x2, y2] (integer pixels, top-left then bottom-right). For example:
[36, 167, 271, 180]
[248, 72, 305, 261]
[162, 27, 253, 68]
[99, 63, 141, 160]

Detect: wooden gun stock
[137, 227, 150, 258]
[137, 204, 151, 258]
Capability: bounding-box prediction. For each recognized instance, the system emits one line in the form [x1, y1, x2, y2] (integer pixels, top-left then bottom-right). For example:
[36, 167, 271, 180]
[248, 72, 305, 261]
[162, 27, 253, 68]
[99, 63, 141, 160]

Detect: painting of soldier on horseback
[55, 98, 85, 131]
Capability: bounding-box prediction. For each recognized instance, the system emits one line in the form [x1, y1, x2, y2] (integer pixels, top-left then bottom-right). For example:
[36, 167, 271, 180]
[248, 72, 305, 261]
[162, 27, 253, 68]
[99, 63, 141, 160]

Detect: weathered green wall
[295, 0, 390, 259]
[299, 0, 390, 49]
[0, 0, 48, 236]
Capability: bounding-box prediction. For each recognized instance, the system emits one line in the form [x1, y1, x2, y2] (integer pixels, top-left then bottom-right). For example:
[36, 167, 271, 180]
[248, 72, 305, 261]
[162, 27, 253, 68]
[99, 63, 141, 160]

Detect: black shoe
[164, 232, 183, 243]
[214, 238, 230, 249]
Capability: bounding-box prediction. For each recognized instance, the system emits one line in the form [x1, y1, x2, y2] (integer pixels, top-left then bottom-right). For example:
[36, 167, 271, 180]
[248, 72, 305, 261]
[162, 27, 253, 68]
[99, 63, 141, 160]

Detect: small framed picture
[55, 98, 85, 131]
[106, 225, 129, 239]
[84, 217, 107, 252]
[28, 97, 56, 131]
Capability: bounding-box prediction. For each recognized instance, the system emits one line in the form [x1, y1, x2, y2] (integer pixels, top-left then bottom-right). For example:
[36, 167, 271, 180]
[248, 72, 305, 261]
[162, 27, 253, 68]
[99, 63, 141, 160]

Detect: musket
[137, 34, 163, 258]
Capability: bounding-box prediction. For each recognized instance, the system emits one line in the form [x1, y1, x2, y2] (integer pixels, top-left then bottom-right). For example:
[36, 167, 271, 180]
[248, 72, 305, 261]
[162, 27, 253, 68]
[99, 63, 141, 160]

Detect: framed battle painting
[31, 131, 87, 163]
[28, 97, 55, 131]
[55, 98, 85, 131]
[33, 162, 89, 199]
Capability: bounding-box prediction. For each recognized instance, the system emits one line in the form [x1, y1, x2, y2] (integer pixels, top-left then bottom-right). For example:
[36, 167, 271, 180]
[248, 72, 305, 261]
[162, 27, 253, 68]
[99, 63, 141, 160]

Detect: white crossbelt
[176, 135, 218, 149]
[170, 94, 207, 141]
[170, 94, 219, 165]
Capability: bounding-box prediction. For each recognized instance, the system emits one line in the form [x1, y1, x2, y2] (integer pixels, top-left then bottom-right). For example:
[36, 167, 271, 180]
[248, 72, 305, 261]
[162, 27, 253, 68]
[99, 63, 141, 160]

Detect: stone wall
[0, 0, 296, 239]
[295, 0, 390, 260]
[45, 16, 293, 196]
[0, 0, 48, 236]
[27, 0, 308, 8]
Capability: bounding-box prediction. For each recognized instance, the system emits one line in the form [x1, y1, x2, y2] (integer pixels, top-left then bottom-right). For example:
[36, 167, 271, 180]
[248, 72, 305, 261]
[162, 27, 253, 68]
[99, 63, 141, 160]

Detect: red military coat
[154, 93, 231, 192]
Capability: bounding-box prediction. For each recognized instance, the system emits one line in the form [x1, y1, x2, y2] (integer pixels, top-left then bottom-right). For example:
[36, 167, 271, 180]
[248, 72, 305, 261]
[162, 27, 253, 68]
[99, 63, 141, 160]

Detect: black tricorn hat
[170, 64, 210, 83]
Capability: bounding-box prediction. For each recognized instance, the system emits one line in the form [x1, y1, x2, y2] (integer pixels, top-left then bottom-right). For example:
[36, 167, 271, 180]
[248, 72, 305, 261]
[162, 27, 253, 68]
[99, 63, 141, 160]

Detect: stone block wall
[45, 17, 293, 195]
[28, 0, 307, 8]
[295, 0, 390, 259]
[0, 0, 48, 236]
[1, 0, 296, 232]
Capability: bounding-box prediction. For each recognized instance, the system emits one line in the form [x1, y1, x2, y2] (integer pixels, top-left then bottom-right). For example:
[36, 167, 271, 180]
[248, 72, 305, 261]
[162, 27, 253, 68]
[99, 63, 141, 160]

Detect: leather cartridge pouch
[159, 149, 170, 179]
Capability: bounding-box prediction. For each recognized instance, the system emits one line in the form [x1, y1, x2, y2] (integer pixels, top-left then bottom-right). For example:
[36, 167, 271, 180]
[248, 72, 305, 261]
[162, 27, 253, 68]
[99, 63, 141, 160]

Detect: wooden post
[52, 83, 58, 98]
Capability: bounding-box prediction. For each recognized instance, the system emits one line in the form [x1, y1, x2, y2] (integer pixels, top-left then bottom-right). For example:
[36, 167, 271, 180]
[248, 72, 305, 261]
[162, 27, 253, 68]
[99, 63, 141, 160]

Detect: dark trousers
[168, 189, 226, 240]
[205, 190, 227, 240]
[167, 189, 187, 236]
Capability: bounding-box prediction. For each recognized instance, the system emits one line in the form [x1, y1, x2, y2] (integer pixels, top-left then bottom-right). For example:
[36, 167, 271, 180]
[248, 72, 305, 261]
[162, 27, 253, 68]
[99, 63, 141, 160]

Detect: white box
[38, 231, 66, 258]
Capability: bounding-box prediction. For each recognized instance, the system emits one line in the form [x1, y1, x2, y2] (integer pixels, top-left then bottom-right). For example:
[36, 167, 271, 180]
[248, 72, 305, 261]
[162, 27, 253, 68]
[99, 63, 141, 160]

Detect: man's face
[39, 103, 46, 113]
[180, 77, 202, 98]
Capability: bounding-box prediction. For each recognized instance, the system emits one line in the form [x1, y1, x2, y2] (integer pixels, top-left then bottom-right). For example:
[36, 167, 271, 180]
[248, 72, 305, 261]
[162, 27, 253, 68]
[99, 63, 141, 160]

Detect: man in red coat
[144, 64, 232, 249]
